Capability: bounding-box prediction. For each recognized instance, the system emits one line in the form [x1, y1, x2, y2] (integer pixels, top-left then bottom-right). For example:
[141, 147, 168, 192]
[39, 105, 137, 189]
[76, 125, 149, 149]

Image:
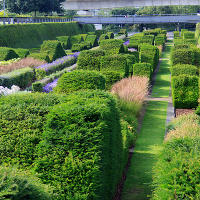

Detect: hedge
[183, 31, 195, 39]
[95, 30, 105, 38]
[79, 34, 88, 41]
[107, 32, 114, 39]
[181, 29, 188, 37]
[85, 34, 98, 47]
[118, 29, 128, 37]
[0, 22, 94, 48]
[77, 49, 105, 71]
[100, 39, 125, 55]
[173, 31, 180, 39]
[56, 36, 71, 49]
[0, 67, 34, 88]
[173, 44, 190, 50]
[71, 41, 92, 52]
[13, 48, 30, 58]
[123, 54, 137, 74]
[0, 47, 19, 61]
[101, 71, 122, 90]
[133, 63, 152, 80]
[171, 64, 198, 77]
[99, 34, 109, 42]
[40, 40, 66, 62]
[70, 34, 84, 46]
[28, 52, 51, 63]
[100, 54, 129, 77]
[171, 75, 199, 108]
[126, 51, 139, 63]
[154, 34, 166, 46]
[0, 93, 65, 167]
[34, 90, 123, 199]
[0, 166, 54, 200]
[54, 70, 106, 94]
[143, 28, 165, 36]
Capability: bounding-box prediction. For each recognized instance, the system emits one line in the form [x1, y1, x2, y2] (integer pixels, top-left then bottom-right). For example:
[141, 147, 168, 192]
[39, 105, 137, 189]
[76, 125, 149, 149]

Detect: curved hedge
[85, 34, 98, 47]
[54, 70, 106, 94]
[171, 64, 198, 77]
[0, 47, 19, 61]
[56, 36, 71, 49]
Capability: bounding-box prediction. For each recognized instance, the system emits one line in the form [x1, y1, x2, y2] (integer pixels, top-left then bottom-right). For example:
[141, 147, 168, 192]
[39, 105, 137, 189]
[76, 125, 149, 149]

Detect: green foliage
[173, 44, 189, 50]
[133, 63, 152, 79]
[0, 47, 19, 61]
[100, 54, 129, 77]
[154, 34, 166, 46]
[34, 90, 123, 199]
[173, 31, 180, 39]
[56, 36, 71, 49]
[77, 49, 105, 71]
[0, 67, 34, 88]
[118, 29, 128, 37]
[107, 32, 114, 39]
[13, 48, 30, 58]
[143, 28, 166, 36]
[70, 34, 84, 46]
[95, 30, 105, 38]
[126, 51, 139, 63]
[100, 39, 125, 55]
[183, 31, 195, 39]
[0, 166, 54, 200]
[32, 81, 44, 92]
[101, 71, 122, 90]
[181, 29, 188, 37]
[85, 34, 98, 47]
[171, 64, 198, 77]
[28, 52, 50, 63]
[40, 40, 66, 62]
[54, 70, 106, 94]
[99, 34, 109, 42]
[71, 41, 92, 52]
[0, 22, 94, 48]
[122, 54, 137, 74]
[171, 75, 199, 108]
[79, 34, 88, 41]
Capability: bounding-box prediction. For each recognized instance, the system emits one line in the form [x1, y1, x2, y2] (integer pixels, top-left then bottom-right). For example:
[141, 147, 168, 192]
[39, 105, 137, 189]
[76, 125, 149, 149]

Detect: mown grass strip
[151, 43, 172, 98]
[121, 100, 168, 200]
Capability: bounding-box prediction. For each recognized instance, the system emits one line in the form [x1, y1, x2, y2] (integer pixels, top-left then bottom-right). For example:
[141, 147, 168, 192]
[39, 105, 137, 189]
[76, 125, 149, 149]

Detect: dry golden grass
[111, 76, 149, 104]
[0, 57, 46, 75]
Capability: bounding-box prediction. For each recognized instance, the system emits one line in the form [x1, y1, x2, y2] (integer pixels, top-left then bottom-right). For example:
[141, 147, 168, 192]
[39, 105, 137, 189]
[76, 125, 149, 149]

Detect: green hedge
[118, 29, 128, 37]
[107, 32, 114, 39]
[173, 31, 180, 39]
[99, 34, 109, 42]
[173, 44, 190, 50]
[71, 41, 92, 52]
[0, 166, 54, 200]
[183, 31, 195, 39]
[13, 48, 30, 58]
[79, 34, 88, 41]
[0, 47, 19, 61]
[77, 49, 105, 71]
[100, 39, 125, 55]
[34, 90, 123, 199]
[181, 29, 188, 37]
[100, 54, 129, 77]
[0, 22, 94, 48]
[85, 34, 98, 47]
[40, 40, 66, 62]
[28, 52, 50, 63]
[54, 70, 105, 94]
[171, 75, 199, 108]
[154, 34, 166, 46]
[0, 67, 34, 88]
[171, 64, 198, 77]
[70, 34, 84, 46]
[126, 51, 139, 63]
[122, 54, 137, 74]
[95, 30, 105, 38]
[133, 63, 152, 79]
[56, 36, 71, 49]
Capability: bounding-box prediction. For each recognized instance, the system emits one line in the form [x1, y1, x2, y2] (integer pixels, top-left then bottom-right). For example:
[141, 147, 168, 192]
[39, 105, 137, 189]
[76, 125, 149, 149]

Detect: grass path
[121, 41, 172, 200]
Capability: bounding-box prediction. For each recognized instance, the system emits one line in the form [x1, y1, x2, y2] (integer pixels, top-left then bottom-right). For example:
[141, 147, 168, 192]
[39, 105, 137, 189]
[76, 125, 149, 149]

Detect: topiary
[171, 64, 198, 77]
[0, 47, 19, 61]
[56, 36, 72, 49]
[133, 63, 152, 80]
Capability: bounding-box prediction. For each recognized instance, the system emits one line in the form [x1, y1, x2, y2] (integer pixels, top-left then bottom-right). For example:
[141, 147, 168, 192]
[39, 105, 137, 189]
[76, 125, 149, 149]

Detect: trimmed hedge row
[28, 52, 50, 63]
[133, 63, 152, 80]
[183, 31, 195, 39]
[118, 29, 128, 37]
[99, 34, 109, 42]
[85, 34, 98, 47]
[56, 36, 71, 49]
[71, 41, 92, 52]
[0, 47, 19, 61]
[107, 32, 114, 39]
[173, 31, 180, 38]
[0, 22, 94, 48]
[171, 64, 198, 77]
[154, 34, 166, 46]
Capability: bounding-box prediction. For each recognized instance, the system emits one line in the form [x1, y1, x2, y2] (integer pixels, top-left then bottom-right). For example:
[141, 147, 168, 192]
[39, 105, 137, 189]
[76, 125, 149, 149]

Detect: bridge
[74, 14, 200, 24]
[63, 0, 200, 10]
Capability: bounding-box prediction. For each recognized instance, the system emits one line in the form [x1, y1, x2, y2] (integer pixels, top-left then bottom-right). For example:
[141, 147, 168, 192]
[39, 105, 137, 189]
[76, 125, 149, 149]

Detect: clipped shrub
[71, 41, 92, 52]
[184, 39, 197, 45]
[123, 54, 137, 74]
[99, 34, 109, 42]
[85, 34, 98, 47]
[133, 63, 152, 80]
[100, 39, 125, 55]
[79, 34, 88, 41]
[28, 52, 50, 63]
[183, 31, 195, 39]
[77, 49, 105, 71]
[34, 90, 123, 199]
[40, 40, 66, 62]
[127, 51, 139, 62]
[154, 34, 166, 46]
[100, 54, 129, 77]
[56, 36, 71, 49]
[173, 31, 180, 38]
[95, 30, 105, 38]
[69, 34, 84, 46]
[171, 75, 199, 108]
[0, 166, 54, 200]
[173, 44, 190, 50]
[171, 64, 198, 77]
[181, 29, 188, 37]
[0, 47, 19, 61]
[107, 32, 114, 39]
[101, 71, 122, 90]
[118, 29, 128, 37]
[54, 70, 105, 94]
[13, 48, 30, 58]
[0, 67, 34, 88]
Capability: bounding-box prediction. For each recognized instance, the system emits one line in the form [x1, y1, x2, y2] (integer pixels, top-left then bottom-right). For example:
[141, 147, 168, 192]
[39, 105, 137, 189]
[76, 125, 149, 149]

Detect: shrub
[77, 49, 105, 71]
[13, 48, 30, 58]
[174, 31, 180, 38]
[101, 71, 122, 90]
[0, 67, 34, 88]
[34, 90, 123, 199]
[133, 63, 152, 79]
[0, 166, 54, 200]
[127, 51, 139, 62]
[79, 34, 88, 41]
[0, 93, 65, 167]
[100, 54, 129, 77]
[171, 49, 195, 65]
[183, 31, 195, 39]
[171, 75, 199, 108]
[181, 29, 188, 37]
[154, 34, 166, 46]
[0, 47, 19, 61]
[184, 39, 197, 45]
[100, 39, 125, 55]
[95, 30, 105, 38]
[173, 44, 190, 49]
[99, 34, 109, 42]
[54, 70, 105, 94]
[56, 36, 71, 49]
[123, 54, 137, 74]
[118, 29, 128, 37]
[40, 40, 66, 62]
[71, 41, 92, 52]
[85, 34, 98, 47]
[28, 52, 50, 63]
[107, 32, 114, 39]
[171, 64, 198, 77]
[70, 34, 84, 46]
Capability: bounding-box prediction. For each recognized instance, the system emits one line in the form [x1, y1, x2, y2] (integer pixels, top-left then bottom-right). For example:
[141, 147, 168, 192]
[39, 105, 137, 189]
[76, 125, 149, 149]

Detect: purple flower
[43, 79, 58, 93]
[123, 40, 130, 46]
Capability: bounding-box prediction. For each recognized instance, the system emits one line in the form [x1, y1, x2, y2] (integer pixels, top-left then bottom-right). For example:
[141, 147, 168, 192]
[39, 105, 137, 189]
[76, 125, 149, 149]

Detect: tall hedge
[183, 31, 195, 40]
[0, 22, 94, 48]
[171, 75, 199, 109]
[173, 31, 180, 39]
[133, 63, 152, 79]
[56, 36, 71, 49]
[34, 90, 123, 199]
[54, 70, 106, 94]
[99, 34, 109, 42]
[85, 34, 98, 47]
[77, 49, 105, 71]
[171, 64, 198, 77]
